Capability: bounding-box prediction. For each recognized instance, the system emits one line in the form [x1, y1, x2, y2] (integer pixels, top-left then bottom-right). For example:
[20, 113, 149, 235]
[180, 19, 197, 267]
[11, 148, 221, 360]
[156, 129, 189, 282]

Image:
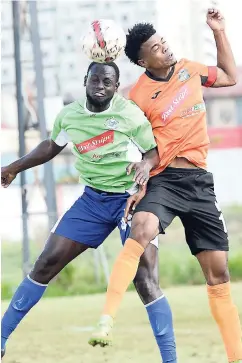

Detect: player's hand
[124, 184, 147, 222]
[126, 160, 151, 186]
[1, 166, 17, 188]
[206, 8, 225, 31]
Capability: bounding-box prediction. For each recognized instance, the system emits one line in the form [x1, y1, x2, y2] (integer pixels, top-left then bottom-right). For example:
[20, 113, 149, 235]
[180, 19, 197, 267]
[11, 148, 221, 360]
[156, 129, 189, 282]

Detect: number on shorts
[215, 202, 227, 234]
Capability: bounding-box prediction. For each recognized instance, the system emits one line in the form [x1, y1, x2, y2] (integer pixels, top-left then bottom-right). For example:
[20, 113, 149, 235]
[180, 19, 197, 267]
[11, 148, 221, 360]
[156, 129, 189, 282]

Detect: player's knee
[206, 264, 230, 286]
[130, 213, 158, 245]
[29, 252, 61, 284]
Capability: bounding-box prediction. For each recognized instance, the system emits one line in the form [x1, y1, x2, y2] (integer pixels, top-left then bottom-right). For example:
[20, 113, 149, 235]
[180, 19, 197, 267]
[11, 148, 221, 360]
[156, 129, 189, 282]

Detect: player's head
[125, 23, 176, 70]
[84, 62, 120, 108]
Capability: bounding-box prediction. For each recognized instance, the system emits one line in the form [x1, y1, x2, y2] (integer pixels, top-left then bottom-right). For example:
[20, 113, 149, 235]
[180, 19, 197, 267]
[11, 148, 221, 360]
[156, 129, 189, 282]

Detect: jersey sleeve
[129, 85, 142, 108]
[51, 109, 71, 146]
[125, 101, 157, 153]
[188, 60, 217, 87]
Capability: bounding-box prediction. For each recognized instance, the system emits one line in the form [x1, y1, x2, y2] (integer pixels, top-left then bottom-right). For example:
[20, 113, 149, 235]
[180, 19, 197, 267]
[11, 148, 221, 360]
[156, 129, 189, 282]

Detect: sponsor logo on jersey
[75, 130, 114, 154]
[181, 103, 206, 118]
[91, 153, 103, 160]
[161, 85, 190, 124]
[151, 91, 161, 99]
[91, 151, 122, 161]
[178, 68, 190, 82]
[105, 117, 119, 130]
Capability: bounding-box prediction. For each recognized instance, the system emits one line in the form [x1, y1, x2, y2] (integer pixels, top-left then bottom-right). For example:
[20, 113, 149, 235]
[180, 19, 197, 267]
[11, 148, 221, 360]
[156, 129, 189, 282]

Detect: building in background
[1, 0, 158, 101]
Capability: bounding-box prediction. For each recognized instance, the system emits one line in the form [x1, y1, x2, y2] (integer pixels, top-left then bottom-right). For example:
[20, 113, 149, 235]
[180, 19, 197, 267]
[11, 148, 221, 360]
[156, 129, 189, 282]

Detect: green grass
[1, 205, 242, 298]
[2, 283, 242, 363]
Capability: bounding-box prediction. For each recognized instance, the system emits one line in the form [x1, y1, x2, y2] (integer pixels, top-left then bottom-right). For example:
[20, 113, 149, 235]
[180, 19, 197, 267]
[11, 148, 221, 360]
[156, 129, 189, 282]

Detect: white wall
[156, 0, 242, 65]
[207, 148, 242, 205]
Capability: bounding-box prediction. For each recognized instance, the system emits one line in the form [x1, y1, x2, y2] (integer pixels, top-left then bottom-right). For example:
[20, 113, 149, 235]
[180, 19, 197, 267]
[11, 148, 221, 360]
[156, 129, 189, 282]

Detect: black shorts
[134, 167, 229, 256]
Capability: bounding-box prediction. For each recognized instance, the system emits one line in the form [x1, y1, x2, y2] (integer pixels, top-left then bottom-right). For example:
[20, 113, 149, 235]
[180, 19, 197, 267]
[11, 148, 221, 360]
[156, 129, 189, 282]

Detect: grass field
[2, 282, 242, 363]
[2, 205, 242, 299]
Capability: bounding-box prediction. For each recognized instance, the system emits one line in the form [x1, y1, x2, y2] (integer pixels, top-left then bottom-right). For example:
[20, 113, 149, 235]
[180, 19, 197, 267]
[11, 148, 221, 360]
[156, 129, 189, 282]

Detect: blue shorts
[51, 186, 131, 248]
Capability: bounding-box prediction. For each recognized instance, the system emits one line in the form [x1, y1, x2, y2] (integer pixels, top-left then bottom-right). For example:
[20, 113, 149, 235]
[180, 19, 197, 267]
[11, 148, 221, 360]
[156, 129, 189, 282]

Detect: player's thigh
[52, 189, 116, 249]
[117, 208, 160, 250]
[181, 213, 229, 285]
[30, 233, 89, 283]
[114, 193, 156, 244]
[119, 178, 177, 245]
[181, 173, 229, 257]
[131, 197, 176, 246]
[30, 191, 116, 283]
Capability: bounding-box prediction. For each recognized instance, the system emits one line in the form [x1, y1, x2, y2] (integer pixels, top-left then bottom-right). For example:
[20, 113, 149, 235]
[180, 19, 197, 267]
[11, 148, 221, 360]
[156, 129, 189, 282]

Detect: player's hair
[125, 23, 156, 65]
[87, 62, 120, 82]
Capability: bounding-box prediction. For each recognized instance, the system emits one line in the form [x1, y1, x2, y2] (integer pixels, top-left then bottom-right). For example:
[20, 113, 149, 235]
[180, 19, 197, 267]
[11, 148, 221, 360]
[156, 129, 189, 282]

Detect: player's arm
[207, 8, 237, 87]
[1, 109, 68, 188]
[127, 146, 159, 185]
[143, 147, 159, 170]
[1, 140, 65, 188]
[124, 184, 147, 222]
[125, 102, 159, 185]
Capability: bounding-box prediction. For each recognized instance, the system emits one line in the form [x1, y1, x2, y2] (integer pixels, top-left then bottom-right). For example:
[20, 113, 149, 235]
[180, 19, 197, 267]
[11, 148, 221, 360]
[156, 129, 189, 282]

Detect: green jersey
[51, 93, 156, 193]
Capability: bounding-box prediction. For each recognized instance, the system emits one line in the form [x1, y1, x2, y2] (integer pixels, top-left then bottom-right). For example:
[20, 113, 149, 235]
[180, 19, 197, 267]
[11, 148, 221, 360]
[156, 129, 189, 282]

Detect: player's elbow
[226, 72, 238, 86]
[228, 76, 237, 86]
[217, 67, 238, 87]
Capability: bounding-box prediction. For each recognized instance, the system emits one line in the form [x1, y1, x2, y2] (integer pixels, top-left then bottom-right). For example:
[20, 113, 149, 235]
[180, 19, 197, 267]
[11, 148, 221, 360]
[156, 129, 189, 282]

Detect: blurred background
[1, 1, 242, 362]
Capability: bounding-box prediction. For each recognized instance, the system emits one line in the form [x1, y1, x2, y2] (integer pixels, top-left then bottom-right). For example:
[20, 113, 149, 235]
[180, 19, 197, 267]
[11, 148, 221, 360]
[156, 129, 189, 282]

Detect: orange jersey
[129, 58, 217, 176]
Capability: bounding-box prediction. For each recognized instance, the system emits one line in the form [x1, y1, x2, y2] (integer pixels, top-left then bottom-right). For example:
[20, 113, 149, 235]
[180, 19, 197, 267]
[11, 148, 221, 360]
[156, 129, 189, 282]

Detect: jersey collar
[145, 64, 176, 82]
[84, 97, 114, 115]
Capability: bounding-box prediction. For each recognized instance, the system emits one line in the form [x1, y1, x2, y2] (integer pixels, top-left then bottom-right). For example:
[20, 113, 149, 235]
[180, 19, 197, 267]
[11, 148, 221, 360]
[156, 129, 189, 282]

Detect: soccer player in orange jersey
[90, 9, 242, 363]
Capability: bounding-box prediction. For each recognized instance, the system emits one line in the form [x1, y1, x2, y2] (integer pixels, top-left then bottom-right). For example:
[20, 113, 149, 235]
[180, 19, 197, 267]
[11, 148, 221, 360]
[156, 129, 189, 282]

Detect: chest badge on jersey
[178, 69, 190, 82]
[105, 117, 119, 130]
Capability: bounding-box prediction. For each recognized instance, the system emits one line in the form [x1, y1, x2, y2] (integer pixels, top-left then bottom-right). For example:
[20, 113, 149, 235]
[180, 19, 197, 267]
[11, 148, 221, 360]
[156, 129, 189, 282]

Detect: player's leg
[99, 210, 160, 320]
[1, 187, 115, 357]
[89, 207, 159, 346]
[100, 196, 176, 319]
[1, 234, 88, 358]
[197, 250, 242, 363]
[134, 243, 177, 363]
[90, 184, 177, 362]
[118, 208, 177, 361]
[134, 242, 162, 303]
[182, 171, 242, 363]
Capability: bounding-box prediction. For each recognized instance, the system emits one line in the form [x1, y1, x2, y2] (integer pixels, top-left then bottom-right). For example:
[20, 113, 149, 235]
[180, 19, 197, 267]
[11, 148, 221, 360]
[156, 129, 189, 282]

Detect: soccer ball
[81, 19, 126, 63]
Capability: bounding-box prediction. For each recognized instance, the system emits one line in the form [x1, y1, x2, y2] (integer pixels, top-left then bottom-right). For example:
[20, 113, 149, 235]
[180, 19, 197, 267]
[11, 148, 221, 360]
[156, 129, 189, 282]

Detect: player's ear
[138, 59, 146, 68]
[115, 82, 120, 91]
[83, 75, 87, 86]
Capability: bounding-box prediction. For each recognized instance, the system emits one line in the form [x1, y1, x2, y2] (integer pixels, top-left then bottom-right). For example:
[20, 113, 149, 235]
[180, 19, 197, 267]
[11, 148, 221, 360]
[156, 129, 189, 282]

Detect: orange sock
[103, 238, 144, 318]
[207, 281, 242, 362]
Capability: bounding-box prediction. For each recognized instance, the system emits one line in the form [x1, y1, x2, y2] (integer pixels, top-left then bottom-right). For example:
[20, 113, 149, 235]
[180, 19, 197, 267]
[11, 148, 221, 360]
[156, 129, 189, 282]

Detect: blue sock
[145, 295, 177, 363]
[1, 276, 47, 350]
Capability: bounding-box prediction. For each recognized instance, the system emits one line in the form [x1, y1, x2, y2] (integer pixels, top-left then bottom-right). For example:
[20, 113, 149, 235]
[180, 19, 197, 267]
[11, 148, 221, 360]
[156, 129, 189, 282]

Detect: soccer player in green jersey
[1, 62, 166, 358]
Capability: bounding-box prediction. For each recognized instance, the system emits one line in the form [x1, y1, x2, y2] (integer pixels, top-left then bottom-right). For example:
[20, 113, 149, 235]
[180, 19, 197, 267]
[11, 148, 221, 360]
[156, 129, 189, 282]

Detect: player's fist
[1, 166, 17, 188]
[206, 8, 225, 31]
